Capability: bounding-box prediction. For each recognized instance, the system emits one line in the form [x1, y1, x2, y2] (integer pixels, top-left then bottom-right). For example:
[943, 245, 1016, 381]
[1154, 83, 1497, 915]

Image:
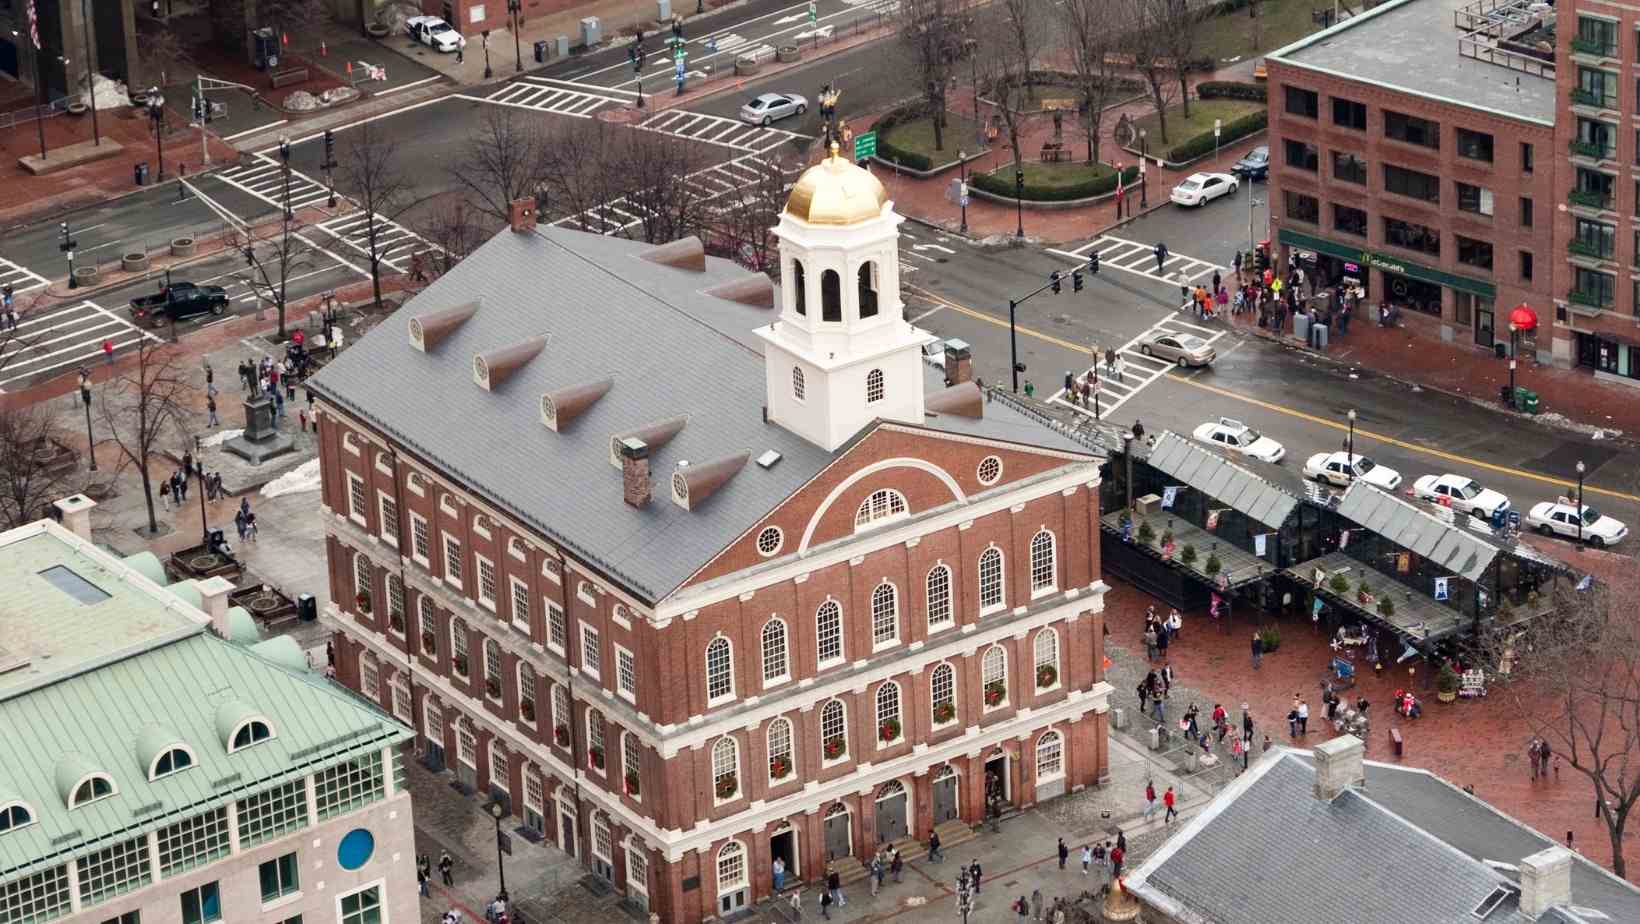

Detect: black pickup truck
[129, 282, 229, 327]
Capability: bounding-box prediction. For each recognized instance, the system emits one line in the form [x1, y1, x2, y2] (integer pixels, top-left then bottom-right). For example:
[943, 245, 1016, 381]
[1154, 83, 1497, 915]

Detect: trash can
[297, 592, 317, 621]
[134, 162, 149, 186]
[1292, 312, 1310, 343]
[1522, 390, 1540, 414]
[1494, 342, 1507, 359]
[1111, 707, 1127, 730]
[1148, 725, 1162, 750]
[1313, 323, 1329, 350]
[1514, 386, 1530, 409]
[534, 39, 548, 63]
[253, 27, 277, 70]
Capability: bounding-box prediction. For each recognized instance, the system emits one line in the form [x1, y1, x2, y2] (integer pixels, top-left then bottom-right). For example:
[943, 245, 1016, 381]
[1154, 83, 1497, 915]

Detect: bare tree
[1488, 576, 1640, 877]
[1124, 0, 1175, 143]
[712, 154, 796, 273]
[970, 4, 1031, 172]
[98, 339, 190, 535]
[538, 120, 628, 235]
[618, 131, 713, 244]
[448, 106, 549, 226]
[1060, 0, 1125, 164]
[414, 192, 491, 277]
[1156, 0, 1202, 121]
[895, 0, 969, 151]
[130, 27, 191, 92]
[336, 120, 425, 309]
[228, 210, 316, 340]
[1001, 0, 1046, 104]
[0, 405, 75, 529]
[212, 0, 329, 64]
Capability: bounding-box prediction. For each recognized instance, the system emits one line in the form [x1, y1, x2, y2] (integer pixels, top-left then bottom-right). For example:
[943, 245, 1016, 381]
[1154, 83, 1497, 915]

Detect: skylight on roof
[1472, 885, 1517, 919]
[38, 565, 111, 605]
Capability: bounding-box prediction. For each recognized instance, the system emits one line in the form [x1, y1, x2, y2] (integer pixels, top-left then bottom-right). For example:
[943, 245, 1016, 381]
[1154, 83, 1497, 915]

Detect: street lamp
[488, 802, 508, 898]
[957, 150, 968, 234]
[482, 29, 492, 79]
[1014, 167, 1025, 240]
[13, 31, 50, 160]
[278, 135, 293, 220]
[507, 0, 523, 72]
[1576, 460, 1586, 548]
[145, 89, 166, 181]
[1507, 321, 1518, 401]
[1346, 409, 1356, 463]
[79, 376, 97, 471]
[1139, 129, 1148, 208]
[61, 221, 78, 290]
[193, 457, 208, 542]
[955, 868, 973, 924]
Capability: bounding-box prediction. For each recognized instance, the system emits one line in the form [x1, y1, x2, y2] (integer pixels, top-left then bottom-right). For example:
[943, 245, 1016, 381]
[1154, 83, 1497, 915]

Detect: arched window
[230, 719, 274, 751]
[858, 263, 879, 318]
[150, 747, 195, 781]
[419, 596, 438, 656]
[792, 365, 805, 400]
[866, 368, 885, 403]
[977, 547, 1006, 611]
[762, 619, 789, 684]
[551, 684, 571, 745]
[705, 637, 734, 704]
[69, 774, 115, 808]
[816, 600, 844, 666]
[875, 682, 901, 744]
[483, 639, 503, 699]
[871, 582, 899, 647]
[451, 618, 470, 677]
[792, 259, 807, 315]
[717, 840, 749, 893]
[1034, 628, 1060, 690]
[622, 732, 642, 798]
[930, 663, 956, 725]
[820, 699, 847, 760]
[982, 645, 1008, 709]
[854, 489, 908, 530]
[821, 269, 842, 322]
[587, 710, 606, 771]
[767, 718, 795, 782]
[1030, 529, 1057, 593]
[712, 737, 740, 801]
[1036, 731, 1064, 780]
[0, 803, 33, 833]
[386, 575, 406, 633]
[518, 663, 538, 725]
[926, 564, 953, 629]
[353, 552, 373, 605]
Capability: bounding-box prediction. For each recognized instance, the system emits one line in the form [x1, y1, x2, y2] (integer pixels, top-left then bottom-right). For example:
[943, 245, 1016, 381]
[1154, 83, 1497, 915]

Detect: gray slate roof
[1145, 430, 1298, 530]
[308, 226, 1090, 604]
[1129, 750, 1638, 924]
[1337, 481, 1497, 580]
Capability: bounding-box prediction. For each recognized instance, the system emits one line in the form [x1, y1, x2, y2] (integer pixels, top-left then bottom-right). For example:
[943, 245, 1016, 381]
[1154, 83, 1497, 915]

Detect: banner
[1254, 533, 1267, 557]
[1161, 486, 1179, 509]
[28, 0, 41, 49]
[1396, 552, 1410, 574]
[1206, 509, 1221, 531]
[1339, 529, 1350, 549]
[1433, 576, 1449, 601]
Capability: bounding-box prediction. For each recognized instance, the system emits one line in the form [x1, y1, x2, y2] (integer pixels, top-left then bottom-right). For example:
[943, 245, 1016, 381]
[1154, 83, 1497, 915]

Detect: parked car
[1524, 500, 1628, 547]
[129, 282, 229, 327]
[921, 339, 948, 370]
[1412, 473, 1511, 519]
[1231, 145, 1270, 181]
[1192, 417, 1285, 463]
[739, 93, 807, 126]
[1302, 451, 1403, 490]
[406, 16, 465, 52]
[1138, 332, 1215, 367]
[1170, 172, 1238, 207]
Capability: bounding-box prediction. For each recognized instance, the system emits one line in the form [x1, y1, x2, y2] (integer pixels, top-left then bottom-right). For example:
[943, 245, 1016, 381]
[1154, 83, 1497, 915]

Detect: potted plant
[421, 631, 438, 656]
[933, 701, 956, 724]
[823, 737, 846, 760]
[770, 755, 792, 779]
[1160, 528, 1175, 548]
[485, 677, 502, 699]
[1036, 664, 1058, 688]
[1329, 573, 1350, 595]
[1180, 544, 1199, 566]
[520, 699, 536, 723]
[1357, 579, 1372, 604]
[716, 772, 739, 800]
[878, 718, 902, 742]
[625, 769, 641, 796]
[1377, 597, 1394, 618]
[588, 746, 606, 770]
[1204, 553, 1222, 577]
[355, 590, 372, 614]
[554, 724, 570, 747]
[452, 654, 469, 676]
[1436, 662, 1461, 703]
[1137, 519, 1156, 545]
[1258, 625, 1281, 653]
[984, 680, 1007, 706]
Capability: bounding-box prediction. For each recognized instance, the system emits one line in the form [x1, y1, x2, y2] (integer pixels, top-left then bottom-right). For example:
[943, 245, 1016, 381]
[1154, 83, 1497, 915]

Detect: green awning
[1278, 228, 1497, 300]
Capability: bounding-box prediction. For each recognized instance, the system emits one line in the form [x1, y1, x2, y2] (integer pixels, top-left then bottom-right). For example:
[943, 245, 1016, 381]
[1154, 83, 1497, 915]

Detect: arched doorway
[769, 821, 800, 880]
[932, 764, 960, 824]
[874, 780, 909, 845]
[556, 793, 578, 859]
[823, 803, 852, 861]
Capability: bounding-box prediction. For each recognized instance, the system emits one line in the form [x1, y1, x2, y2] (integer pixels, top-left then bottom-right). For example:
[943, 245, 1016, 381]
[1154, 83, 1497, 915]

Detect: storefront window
[1383, 272, 1443, 317]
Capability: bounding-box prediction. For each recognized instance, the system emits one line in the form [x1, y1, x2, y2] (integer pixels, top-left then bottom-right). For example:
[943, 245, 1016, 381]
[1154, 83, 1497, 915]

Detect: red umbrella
[1508, 303, 1538, 331]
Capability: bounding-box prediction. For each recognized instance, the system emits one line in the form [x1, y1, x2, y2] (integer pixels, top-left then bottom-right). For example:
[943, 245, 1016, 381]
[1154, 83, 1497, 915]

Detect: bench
[1389, 727, 1404, 758]
[1040, 142, 1068, 163]
[270, 67, 310, 89]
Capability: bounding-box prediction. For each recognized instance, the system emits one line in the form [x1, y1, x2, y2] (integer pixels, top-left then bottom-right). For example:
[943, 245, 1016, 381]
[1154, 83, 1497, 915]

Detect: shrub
[1378, 597, 1395, 618]
[874, 105, 936, 172]
[1163, 110, 1267, 164]
[1196, 81, 1267, 102]
[971, 164, 1140, 202]
[1161, 529, 1176, 547]
[1180, 544, 1199, 566]
[1258, 625, 1282, 652]
[1204, 553, 1222, 576]
[1329, 573, 1350, 595]
[1137, 519, 1156, 544]
[1436, 661, 1461, 695]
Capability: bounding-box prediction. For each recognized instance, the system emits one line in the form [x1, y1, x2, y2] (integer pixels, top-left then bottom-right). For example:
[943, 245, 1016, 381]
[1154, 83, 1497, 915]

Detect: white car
[1192, 417, 1285, 463]
[1412, 473, 1511, 520]
[921, 339, 947, 370]
[407, 16, 465, 52]
[1302, 451, 1403, 490]
[1525, 500, 1628, 547]
[739, 92, 807, 126]
[1170, 172, 1238, 207]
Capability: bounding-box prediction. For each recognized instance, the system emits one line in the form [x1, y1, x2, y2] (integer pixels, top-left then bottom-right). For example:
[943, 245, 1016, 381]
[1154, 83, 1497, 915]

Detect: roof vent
[703, 274, 775, 308]
[756, 449, 782, 469]
[540, 377, 614, 432]
[409, 300, 480, 352]
[639, 236, 706, 272]
[925, 381, 984, 418]
[608, 416, 687, 468]
[670, 452, 750, 511]
[473, 335, 549, 392]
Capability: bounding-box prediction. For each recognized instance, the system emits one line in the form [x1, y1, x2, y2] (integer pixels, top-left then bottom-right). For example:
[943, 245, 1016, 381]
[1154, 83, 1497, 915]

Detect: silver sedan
[1138, 332, 1216, 367]
[739, 92, 808, 126]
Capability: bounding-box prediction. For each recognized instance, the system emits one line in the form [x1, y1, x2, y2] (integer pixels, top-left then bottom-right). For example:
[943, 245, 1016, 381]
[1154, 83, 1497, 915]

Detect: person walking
[245, 511, 258, 542]
[1110, 844, 1125, 879]
[969, 859, 982, 894]
[417, 858, 431, 898]
[890, 848, 902, 884]
[1081, 843, 1092, 875]
[235, 508, 248, 542]
[1136, 676, 1150, 716]
[928, 829, 942, 863]
[1161, 660, 1175, 698]
[1297, 699, 1310, 735]
[1163, 786, 1178, 823]
[1242, 704, 1254, 742]
[1057, 837, 1069, 870]
[1153, 242, 1169, 275]
[438, 851, 454, 887]
[1528, 738, 1541, 780]
[773, 856, 786, 892]
[207, 394, 219, 428]
[1143, 781, 1158, 819]
[820, 888, 833, 920]
[1539, 739, 1552, 778]
[1014, 896, 1030, 923]
[1150, 688, 1166, 724]
[102, 339, 114, 364]
[1251, 631, 1263, 669]
[159, 479, 172, 511]
[869, 853, 882, 896]
[1143, 624, 1158, 661]
[1167, 607, 1182, 640]
[826, 866, 845, 906]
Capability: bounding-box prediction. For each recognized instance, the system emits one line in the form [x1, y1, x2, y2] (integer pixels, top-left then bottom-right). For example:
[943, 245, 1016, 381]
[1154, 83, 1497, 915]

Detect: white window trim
[226, 717, 277, 754]
[334, 880, 386, 924]
[545, 599, 567, 656]
[346, 473, 368, 527]
[472, 515, 493, 540]
[766, 718, 795, 787]
[929, 662, 958, 730]
[374, 451, 394, 477]
[926, 563, 954, 635]
[612, 604, 631, 630]
[509, 576, 532, 635]
[443, 535, 463, 590]
[815, 598, 845, 671]
[407, 472, 426, 497]
[342, 432, 362, 456]
[474, 552, 497, 612]
[146, 744, 198, 782]
[614, 644, 637, 703]
[0, 801, 36, 833]
[761, 618, 791, 689]
[508, 537, 529, 562]
[439, 493, 459, 517]
[978, 545, 1006, 616]
[577, 580, 597, 607]
[1029, 529, 1058, 600]
[982, 646, 1009, 712]
[705, 637, 736, 708]
[1034, 628, 1061, 694]
[819, 701, 849, 769]
[870, 581, 900, 653]
[377, 494, 398, 547]
[874, 681, 902, 749]
[482, 640, 503, 701]
[710, 738, 740, 806]
[1036, 729, 1066, 783]
[409, 512, 430, 567]
[517, 663, 538, 726]
[543, 558, 562, 584]
[581, 624, 601, 680]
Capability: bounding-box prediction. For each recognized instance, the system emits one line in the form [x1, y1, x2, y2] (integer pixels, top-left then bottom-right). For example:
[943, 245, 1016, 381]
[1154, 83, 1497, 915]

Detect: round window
[756, 527, 784, 557]
[337, 828, 376, 871]
[977, 456, 1003, 485]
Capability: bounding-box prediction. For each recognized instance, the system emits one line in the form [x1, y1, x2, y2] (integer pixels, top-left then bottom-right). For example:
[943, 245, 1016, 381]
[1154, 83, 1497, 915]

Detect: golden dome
[784, 144, 889, 226]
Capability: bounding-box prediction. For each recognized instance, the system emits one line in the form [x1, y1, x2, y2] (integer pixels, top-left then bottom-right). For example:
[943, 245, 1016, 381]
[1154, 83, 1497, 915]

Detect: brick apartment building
[1266, 0, 1556, 361]
[308, 156, 1113, 921]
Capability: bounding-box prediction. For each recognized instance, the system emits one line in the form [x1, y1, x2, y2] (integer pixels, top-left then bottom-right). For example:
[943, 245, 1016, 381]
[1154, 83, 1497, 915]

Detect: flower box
[715, 772, 738, 800]
[878, 718, 902, 743]
[554, 724, 570, 747]
[625, 769, 641, 796]
[588, 747, 605, 770]
[1036, 664, 1058, 689]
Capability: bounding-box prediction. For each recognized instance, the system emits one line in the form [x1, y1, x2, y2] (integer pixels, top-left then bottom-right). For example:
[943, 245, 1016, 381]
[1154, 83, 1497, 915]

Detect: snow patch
[199, 429, 243, 448]
[1536, 412, 1621, 441]
[261, 459, 321, 498]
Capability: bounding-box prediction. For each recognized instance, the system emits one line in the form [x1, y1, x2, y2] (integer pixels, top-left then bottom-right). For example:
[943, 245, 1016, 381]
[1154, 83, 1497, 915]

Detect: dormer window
[150, 746, 196, 781]
[792, 260, 807, 315]
[858, 263, 878, 318]
[821, 270, 842, 322]
[70, 774, 115, 808]
[0, 803, 34, 833]
[855, 489, 908, 531]
[230, 719, 274, 752]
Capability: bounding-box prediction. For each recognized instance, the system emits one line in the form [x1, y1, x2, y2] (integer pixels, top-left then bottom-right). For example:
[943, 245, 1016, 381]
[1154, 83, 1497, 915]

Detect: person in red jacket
[1163, 786, 1178, 823]
[1110, 844, 1125, 879]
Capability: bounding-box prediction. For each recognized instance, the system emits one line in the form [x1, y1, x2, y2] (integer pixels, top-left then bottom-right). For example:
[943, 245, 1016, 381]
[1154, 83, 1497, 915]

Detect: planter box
[776, 44, 801, 63]
[73, 266, 99, 284]
[735, 55, 760, 76]
[121, 252, 150, 272]
[171, 237, 196, 257]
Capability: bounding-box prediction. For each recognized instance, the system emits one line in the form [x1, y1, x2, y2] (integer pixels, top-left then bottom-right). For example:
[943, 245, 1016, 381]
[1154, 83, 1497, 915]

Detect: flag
[1339, 529, 1350, 549]
[28, 0, 41, 49]
[1434, 576, 1449, 601]
[1254, 533, 1267, 557]
[1161, 485, 1179, 509]
[1115, 166, 1125, 203]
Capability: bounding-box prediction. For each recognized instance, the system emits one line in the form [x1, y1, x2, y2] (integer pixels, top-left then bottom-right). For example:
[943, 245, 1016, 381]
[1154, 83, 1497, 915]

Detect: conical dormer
[754, 145, 932, 451]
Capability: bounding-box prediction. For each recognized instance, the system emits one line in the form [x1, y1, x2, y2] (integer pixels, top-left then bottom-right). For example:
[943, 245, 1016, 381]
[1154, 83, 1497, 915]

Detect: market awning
[1144, 431, 1299, 531]
[1336, 482, 1498, 581]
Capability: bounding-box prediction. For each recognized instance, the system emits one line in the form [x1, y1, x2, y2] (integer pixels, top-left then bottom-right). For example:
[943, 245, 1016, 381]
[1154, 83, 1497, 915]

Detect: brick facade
[316, 400, 1111, 923]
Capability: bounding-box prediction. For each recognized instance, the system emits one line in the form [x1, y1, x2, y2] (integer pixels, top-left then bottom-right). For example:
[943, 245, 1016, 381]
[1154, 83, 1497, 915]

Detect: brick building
[307, 156, 1112, 921]
[1266, 0, 1556, 360]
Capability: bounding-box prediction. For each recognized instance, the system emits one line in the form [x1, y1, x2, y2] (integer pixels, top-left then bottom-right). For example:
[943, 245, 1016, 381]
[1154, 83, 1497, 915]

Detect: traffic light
[1049, 271, 1061, 295]
[323, 129, 335, 165]
[1072, 269, 1084, 292]
[1089, 251, 1100, 275]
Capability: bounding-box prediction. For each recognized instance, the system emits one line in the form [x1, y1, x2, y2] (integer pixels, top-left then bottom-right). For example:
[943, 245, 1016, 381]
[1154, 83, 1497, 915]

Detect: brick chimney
[944, 338, 973, 386]
[620, 437, 651, 508]
[1518, 847, 1573, 919]
[196, 575, 236, 639]
[52, 494, 97, 541]
[1312, 735, 1365, 801]
[509, 198, 537, 234]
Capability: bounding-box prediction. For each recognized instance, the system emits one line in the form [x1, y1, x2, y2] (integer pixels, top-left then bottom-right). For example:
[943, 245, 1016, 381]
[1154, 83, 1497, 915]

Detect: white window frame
[587, 710, 607, 772]
[930, 662, 957, 728]
[391, 676, 412, 723]
[458, 725, 478, 768]
[627, 840, 649, 896]
[346, 473, 368, 526]
[581, 625, 602, 680]
[1029, 529, 1057, 598]
[705, 636, 735, 706]
[820, 699, 848, 766]
[419, 596, 438, 657]
[517, 662, 538, 726]
[711, 736, 740, 805]
[482, 638, 503, 700]
[792, 365, 805, 401]
[475, 553, 498, 611]
[407, 472, 427, 497]
[1036, 729, 1065, 782]
[509, 576, 531, 635]
[360, 654, 380, 700]
[761, 618, 790, 687]
[439, 493, 458, 517]
[978, 546, 1005, 614]
[386, 575, 406, 636]
[577, 580, 597, 607]
[1034, 627, 1061, 692]
[766, 718, 795, 785]
[926, 563, 954, 632]
[472, 514, 493, 541]
[489, 742, 510, 792]
[875, 681, 902, 747]
[621, 733, 642, 802]
[353, 552, 373, 605]
[377, 493, 399, 547]
[335, 881, 385, 924]
[982, 644, 1008, 711]
[870, 581, 899, 650]
[450, 618, 470, 678]
[443, 534, 464, 589]
[865, 368, 885, 403]
[612, 603, 631, 630]
[508, 536, 528, 562]
[854, 488, 909, 532]
[815, 599, 844, 669]
[546, 600, 567, 655]
[410, 512, 430, 566]
[717, 840, 748, 894]
[551, 685, 571, 747]
[614, 645, 637, 702]
[542, 557, 563, 584]
[342, 432, 362, 456]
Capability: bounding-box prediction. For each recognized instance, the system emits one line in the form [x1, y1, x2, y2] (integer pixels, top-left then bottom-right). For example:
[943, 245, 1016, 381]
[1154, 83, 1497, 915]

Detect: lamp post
[79, 378, 97, 471]
[488, 802, 508, 897]
[957, 150, 968, 234]
[1139, 129, 1149, 207]
[482, 29, 492, 79]
[1249, 191, 1262, 252]
[507, 0, 523, 72]
[1014, 167, 1025, 240]
[278, 134, 293, 220]
[145, 89, 166, 181]
[1507, 321, 1518, 401]
[1575, 460, 1586, 548]
[193, 457, 208, 542]
[1346, 408, 1356, 463]
[955, 868, 973, 924]
[61, 221, 79, 290]
[13, 31, 50, 160]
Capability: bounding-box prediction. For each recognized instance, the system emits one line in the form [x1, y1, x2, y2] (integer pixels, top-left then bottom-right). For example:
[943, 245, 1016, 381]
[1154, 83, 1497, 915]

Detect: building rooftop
[0, 523, 203, 696]
[308, 225, 1092, 605]
[1271, 0, 1555, 125]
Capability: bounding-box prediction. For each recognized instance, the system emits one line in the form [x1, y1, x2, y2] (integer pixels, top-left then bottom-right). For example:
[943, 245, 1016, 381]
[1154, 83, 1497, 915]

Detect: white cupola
[753, 145, 932, 451]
